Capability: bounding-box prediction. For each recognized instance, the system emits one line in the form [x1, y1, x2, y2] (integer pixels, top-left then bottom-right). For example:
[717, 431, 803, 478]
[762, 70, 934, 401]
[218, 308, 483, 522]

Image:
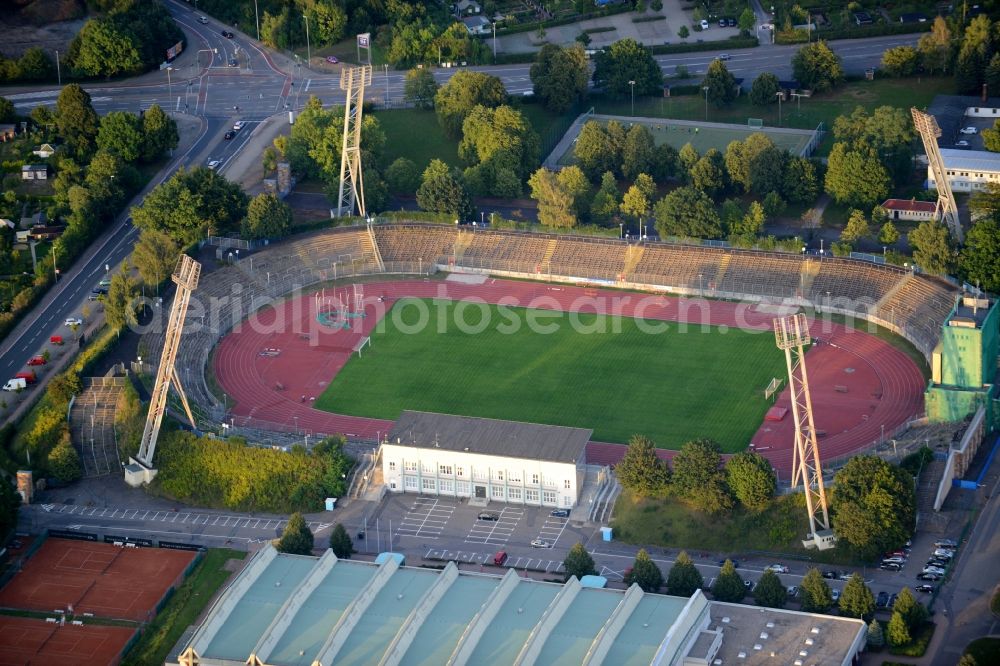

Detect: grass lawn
[963, 637, 1000, 664]
[611, 490, 862, 564]
[120, 549, 246, 666]
[315, 298, 785, 449]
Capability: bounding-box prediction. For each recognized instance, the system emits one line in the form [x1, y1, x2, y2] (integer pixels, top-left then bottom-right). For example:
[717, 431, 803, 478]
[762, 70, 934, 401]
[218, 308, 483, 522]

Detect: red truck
[14, 371, 37, 384]
[50, 336, 64, 345]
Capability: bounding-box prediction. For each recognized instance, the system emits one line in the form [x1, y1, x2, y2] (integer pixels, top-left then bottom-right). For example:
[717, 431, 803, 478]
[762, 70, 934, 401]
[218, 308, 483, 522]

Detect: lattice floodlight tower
[773, 313, 835, 550]
[912, 108, 963, 242]
[124, 255, 201, 488]
[334, 65, 373, 218]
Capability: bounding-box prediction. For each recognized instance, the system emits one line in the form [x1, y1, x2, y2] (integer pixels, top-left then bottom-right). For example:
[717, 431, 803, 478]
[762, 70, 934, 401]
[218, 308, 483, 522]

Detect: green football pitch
[315, 299, 786, 451]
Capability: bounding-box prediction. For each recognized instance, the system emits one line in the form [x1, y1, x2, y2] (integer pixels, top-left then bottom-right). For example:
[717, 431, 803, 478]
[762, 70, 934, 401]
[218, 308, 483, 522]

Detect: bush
[652, 37, 757, 55]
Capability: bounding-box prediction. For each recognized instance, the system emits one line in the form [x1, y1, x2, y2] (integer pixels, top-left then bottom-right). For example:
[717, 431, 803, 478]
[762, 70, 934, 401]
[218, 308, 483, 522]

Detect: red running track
[213, 278, 925, 475]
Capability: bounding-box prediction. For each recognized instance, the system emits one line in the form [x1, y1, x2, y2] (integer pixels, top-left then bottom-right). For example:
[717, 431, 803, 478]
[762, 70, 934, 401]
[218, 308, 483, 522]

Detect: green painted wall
[938, 301, 999, 389]
[925, 385, 988, 423]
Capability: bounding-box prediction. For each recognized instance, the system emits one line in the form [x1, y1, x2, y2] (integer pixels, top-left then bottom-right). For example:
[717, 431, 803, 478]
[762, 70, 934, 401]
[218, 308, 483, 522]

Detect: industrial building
[927, 148, 1000, 193]
[382, 411, 591, 509]
[172, 545, 868, 666]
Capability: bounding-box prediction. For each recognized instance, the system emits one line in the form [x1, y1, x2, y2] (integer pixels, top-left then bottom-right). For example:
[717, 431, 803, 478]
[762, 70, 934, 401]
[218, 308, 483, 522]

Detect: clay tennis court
[0, 615, 135, 666]
[213, 278, 925, 476]
[0, 538, 195, 621]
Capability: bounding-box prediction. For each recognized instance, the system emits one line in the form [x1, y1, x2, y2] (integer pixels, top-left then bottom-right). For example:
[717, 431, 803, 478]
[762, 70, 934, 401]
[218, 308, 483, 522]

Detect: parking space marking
[396, 498, 456, 539]
[465, 506, 524, 545]
[535, 517, 569, 547]
[37, 503, 329, 532]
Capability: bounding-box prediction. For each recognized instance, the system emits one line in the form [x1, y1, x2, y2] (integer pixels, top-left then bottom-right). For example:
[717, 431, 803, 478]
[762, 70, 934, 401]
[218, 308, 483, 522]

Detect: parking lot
[465, 506, 523, 546]
[394, 497, 455, 540]
[424, 548, 566, 575]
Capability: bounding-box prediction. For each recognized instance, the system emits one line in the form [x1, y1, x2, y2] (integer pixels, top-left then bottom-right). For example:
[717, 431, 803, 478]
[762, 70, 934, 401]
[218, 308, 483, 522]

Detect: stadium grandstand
[146, 223, 961, 433]
[172, 544, 867, 666]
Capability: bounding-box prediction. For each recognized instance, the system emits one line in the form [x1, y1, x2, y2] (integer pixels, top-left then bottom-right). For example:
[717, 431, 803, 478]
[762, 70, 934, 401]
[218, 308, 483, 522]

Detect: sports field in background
[315, 298, 786, 450]
[556, 115, 815, 166]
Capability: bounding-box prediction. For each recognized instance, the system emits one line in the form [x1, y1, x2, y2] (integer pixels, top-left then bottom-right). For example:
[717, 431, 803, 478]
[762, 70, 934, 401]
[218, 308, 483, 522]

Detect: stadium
[143, 222, 958, 480]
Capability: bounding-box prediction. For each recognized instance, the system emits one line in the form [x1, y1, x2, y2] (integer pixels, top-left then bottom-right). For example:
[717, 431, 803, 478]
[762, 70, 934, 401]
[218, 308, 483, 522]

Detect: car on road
[224, 130, 236, 140]
[822, 570, 838, 579]
[876, 591, 890, 608]
[530, 539, 551, 548]
[956, 140, 971, 147]
[207, 159, 221, 170]
[64, 317, 82, 327]
[880, 562, 902, 571]
[198, 15, 208, 24]
[326, 55, 339, 64]
[917, 572, 943, 581]
[935, 539, 958, 548]
[915, 584, 935, 594]
[960, 126, 978, 134]
[838, 572, 854, 581]
[221, 30, 234, 38]
[719, 53, 731, 60]
[478, 511, 499, 521]
[228, 57, 238, 67]
[766, 564, 789, 573]
[550, 509, 569, 518]
[26, 355, 46, 366]
[233, 120, 246, 131]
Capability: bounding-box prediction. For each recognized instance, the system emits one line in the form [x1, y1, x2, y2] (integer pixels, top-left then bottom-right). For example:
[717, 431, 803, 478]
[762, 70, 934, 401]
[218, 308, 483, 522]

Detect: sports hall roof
[388, 410, 592, 464]
[174, 546, 866, 666]
[939, 148, 1000, 173]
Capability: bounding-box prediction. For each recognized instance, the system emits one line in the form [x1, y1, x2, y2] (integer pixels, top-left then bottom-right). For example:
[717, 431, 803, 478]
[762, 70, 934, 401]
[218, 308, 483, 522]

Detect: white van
[3, 378, 27, 391]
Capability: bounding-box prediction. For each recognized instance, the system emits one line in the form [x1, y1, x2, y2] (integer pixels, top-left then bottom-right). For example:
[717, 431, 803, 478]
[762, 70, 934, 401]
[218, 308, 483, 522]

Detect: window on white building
[439, 479, 455, 494]
[456, 466, 465, 477]
[542, 490, 557, 505]
[388, 461, 396, 471]
[508, 487, 522, 501]
[421, 461, 435, 474]
[564, 479, 571, 489]
[404, 476, 418, 490]
[491, 485, 505, 499]
[525, 489, 539, 503]
[508, 470, 522, 483]
[531, 473, 539, 485]
[473, 468, 488, 482]
[495, 470, 504, 481]
[404, 461, 417, 472]
[439, 464, 453, 476]
[456, 481, 471, 495]
[422, 477, 437, 491]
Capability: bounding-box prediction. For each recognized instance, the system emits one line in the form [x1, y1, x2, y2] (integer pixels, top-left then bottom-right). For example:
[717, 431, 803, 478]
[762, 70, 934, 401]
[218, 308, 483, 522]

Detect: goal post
[355, 336, 371, 358]
[764, 377, 783, 401]
[747, 118, 764, 129]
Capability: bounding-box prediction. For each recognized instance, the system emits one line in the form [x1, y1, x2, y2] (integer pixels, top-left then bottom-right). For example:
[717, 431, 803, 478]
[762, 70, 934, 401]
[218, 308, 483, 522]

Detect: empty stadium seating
[546, 236, 627, 281]
[809, 259, 904, 314]
[716, 251, 807, 298]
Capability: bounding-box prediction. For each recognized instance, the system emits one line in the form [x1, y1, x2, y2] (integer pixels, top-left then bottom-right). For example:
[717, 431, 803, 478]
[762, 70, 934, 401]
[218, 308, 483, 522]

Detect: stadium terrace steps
[69, 379, 125, 477]
[540, 239, 559, 274]
[798, 258, 821, 295]
[622, 245, 645, 279]
[712, 254, 732, 289]
[452, 229, 475, 261]
[876, 273, 915, 314]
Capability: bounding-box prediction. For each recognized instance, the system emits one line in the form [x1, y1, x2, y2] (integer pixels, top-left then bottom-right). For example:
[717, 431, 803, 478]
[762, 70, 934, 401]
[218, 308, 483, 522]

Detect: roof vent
[737, 652, 746, 659]
[722, 617, 731, 623]
[275, 582, 281, 587]
[397, 593, 404, 600]
[805, 638, 814, 646]
[794, 660, 803, 666]
[464, 447, 470, 451]
[765, 622, 774, 628]
[753, 644, 762, 651]
[799, 650, 808, 657]
[759, 632, 768, 640]
[810, 627, 820, 634]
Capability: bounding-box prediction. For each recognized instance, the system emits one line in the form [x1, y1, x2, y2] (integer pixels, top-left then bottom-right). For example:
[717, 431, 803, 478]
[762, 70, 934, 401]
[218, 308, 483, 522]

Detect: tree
[673, 438, 723, 495]
[792, 41, 844, 92]
[616, 434, 670, 497]
[893, 587, 928, 630]
[866, 617, 885, 648]
[530, 168, 581, 228]
[653, 187, 722, 239]
[983, 120, 1000, 152]
[839, 573, 876, 619]
[47, 372, 82, 404]
[702, 59, 737, 107]
[459, 105, 539, 197]
[840, 209, 870, 244]
[329, 523, 355, 558]
[621, 174, 655, 222]
[724, 451, 776, 511]
[831, 455, 915, 561]
[958, 655, 979, 666]
[879, 221, 900, 246]
[386, 158, 421, 194]
[799, 568, 834, 613]
[763, 191, 786, 219]
[909, 219, 957, 276]
[563, 542, 598, 580]
[753, 570, 787, 608]
[824, 142, 890, 208]
[665, 551, 703, 596]
[887, 611, 911, 647]
[592, 38, 664, 100]
[590, 171, 621, 224]
[955, 15, 993, 93]
[749, 72, 780, 106]
[917, 17, 952, 75]
[132, 229, 178, 289]
[0, 96, 16, 123]
[622, 125, 655, 181]
[56, 84, 99, 158]
[141, 104, 179, 162]
[711, 559, 745, 602]
[17, 47, 55, 81]
[678, 142, 700, 175]
[243, 193, 292, 240]
[132, 167, 248, 245]
[881, 46, 919, 77]
[416, 159, 474, 220]
[651, 143, 679, 182]
[689, 149, 726, 197]
[626, 549, 664, 592]
[781, 156, 818, 204]
[678, 25, 689, 39]
[276, 512, 314, 554]
[48, 436, 82, 484]
[404, 68, 439, 109]
[73, 19, 142, 78]
[960, 219, 1000, 291]
[104, 268, 140, 333]
[530, 43, 589, 113]
[724, 133, 785, 195]
[738, 8, 755, 36]
[434, 71, 507, 138]
[833, 106, 915, 184]
[97, 111, 143, 163]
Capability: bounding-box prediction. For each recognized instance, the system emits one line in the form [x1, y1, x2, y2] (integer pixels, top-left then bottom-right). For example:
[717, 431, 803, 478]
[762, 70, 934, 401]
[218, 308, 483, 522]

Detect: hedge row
[775, 20, 931, 45]
[494, 4, 633, 36]
[493, 35, 759, 65]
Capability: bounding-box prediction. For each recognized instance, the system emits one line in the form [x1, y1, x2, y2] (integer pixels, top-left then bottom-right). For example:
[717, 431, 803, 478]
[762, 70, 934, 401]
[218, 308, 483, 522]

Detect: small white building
[461, 15, 491, 35]
[881, 198, 938, 222]
[929, 148, 1000, 193]
[21, 164, 48, 180]
[382, 410, 591, 508]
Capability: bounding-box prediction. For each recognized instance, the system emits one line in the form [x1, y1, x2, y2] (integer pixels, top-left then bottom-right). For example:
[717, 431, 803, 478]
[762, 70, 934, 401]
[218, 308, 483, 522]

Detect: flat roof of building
[940, 148, 1000, 172]
[948, 296, 992, 328]
[388, 410, 592, 464]
[708, 602, 864, 665]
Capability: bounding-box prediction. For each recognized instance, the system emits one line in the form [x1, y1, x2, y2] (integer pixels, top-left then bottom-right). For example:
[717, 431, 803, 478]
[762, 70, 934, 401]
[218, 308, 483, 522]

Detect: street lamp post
[384, 63, 390, 103]
[166, 66, 173, 108]
[254, 0, 261, 41]
[628, 80, 635, 116]
[55, 50, 60, 86]
[492, 22, 497, 61]
[304, 14, 311, 65]
[703, 86, 709, 121]
[775, 91, 783, 126]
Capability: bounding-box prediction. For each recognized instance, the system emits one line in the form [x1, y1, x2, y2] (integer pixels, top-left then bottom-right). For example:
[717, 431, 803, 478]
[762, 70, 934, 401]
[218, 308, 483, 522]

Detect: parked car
[766, 564, 789, 573]
[838, 572, 854, 581]
[882, 556, 906, 565]
[956, 140, 971, 147]
[934, 539, 958, 548]
[959, 126, 978, 134]
[700, 19, 709, 29]
[50, 335, 64, 345]
[718, 18, 727, 27]
[719, 53, 731, 60]
[822, 570, 838, 579]
[917, 572, 943, 581]
[326, 55, 339, 64]
[26, 355, 46, 366]
[932, 549, 955, 559]
[530, 539, 551, 548]
[787, 585, 799, 598]
[493, 550, 508, 566]
[915, 584, 935, 594]
[876, 591, 890, 608]
[91, 287, 108, 295]
[926, 558, 949, 568]
[718, 559, 739, 568]
[64, 317, 82, 327]
[3, 378, 27, 392]
[550, 509, 570, 518]
[14, 371, 36, 384]
[831, 588, 841, 602]
[880, 562, 902, 571]
[922, 566, 947, 576]
[727, 17, 736, 26]
[888, 593, 899, 608]
[477, 512, 499, 521]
